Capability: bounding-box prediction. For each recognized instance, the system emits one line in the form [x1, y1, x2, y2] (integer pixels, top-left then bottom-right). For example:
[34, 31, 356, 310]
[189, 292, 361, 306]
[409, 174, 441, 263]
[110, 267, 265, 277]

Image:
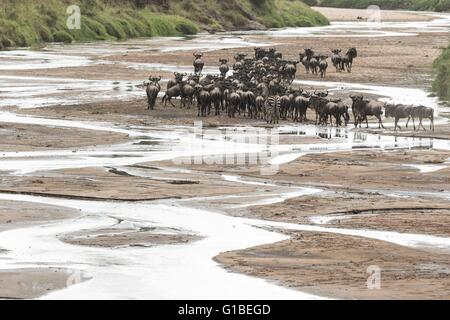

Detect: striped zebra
[264, 95, 280, 124]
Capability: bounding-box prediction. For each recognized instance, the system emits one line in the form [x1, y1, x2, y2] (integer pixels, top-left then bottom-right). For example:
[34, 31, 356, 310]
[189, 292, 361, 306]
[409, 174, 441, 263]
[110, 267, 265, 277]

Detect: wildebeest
[282, 60, 298, 84]
[335, 99, 351, 126]
[385, 104, 413, 131]
[310, 55, 319, 75]
[386, 104, 435, 131]
[319, 99, 350, 126]
[193, 52, 205, 75]
[255, 95, 266, 119]
[210, 86, 223, 116]
[219, 59, 229, 78]
[331, 49, 342, 72]
[342, 48, 357, 73]
[318, 55, 328, 78]
[181, 82, 195, 109]
[233, 53, 246, 70]
[292, 92, 310, 123]
[411, 105, 435, 131]
[320, 101, 339, 126]
[194, 84, 211, 117]
[226, 91, 241, 118]
[350, 94, 385, 128]
[144, 76, 161, 110]
[167, 72, 182, 91]
[310, 90, 329, 124]
[162, 73, 186, 107]
[279, 94, 291, 120]
[300, 48, 314, 74]
[142, 48, 427, 132]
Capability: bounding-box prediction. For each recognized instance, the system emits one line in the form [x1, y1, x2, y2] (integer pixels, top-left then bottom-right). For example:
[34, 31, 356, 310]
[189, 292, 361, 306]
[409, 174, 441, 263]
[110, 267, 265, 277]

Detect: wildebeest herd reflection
[143, 47, 434, 131]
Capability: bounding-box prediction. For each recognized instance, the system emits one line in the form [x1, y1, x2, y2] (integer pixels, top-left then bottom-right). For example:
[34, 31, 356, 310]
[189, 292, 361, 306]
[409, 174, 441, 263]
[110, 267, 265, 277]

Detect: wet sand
[0, 199, 80, 231]
[60, 227, 201, 248]
[0, 122, 129, 152]
[0, 268, 75, 299]
[216, 231, 450, 300]
[313, 7, 436, 22]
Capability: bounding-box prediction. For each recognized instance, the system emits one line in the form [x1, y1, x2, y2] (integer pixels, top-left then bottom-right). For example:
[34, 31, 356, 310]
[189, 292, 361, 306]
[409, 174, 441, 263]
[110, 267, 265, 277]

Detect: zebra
[264, 95, 280, 124]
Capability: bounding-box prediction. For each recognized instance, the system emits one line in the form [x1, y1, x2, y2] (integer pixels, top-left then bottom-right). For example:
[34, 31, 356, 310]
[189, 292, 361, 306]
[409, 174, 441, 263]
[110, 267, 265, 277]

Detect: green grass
[253, 0, 329, 28]
[0, 0, 199, 50]
[304, 0, 450, 12]
[0, 0, 328, 50]
[163, 0, 329, 30]
[433, 45, 450, 101]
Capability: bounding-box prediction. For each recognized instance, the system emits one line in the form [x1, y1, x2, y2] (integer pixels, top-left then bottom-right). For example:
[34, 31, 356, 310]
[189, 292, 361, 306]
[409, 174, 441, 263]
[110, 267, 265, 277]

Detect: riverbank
[0, 0, 328, 50]
[308, 0, 450, 12]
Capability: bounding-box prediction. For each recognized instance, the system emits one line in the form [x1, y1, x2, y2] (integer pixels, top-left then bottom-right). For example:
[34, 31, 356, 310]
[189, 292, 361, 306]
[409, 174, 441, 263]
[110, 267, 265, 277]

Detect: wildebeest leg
[365, 116, 369, 128]
[171, 98, 177, 108]
[419, 116, 427, 131]
[378, 116, 385, 129]
[431, 115, 435, 131]
[395, 117, 401, 131]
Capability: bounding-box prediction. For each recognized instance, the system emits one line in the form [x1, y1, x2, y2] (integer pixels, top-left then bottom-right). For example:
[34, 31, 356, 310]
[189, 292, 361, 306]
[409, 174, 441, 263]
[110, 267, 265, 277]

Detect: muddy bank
[60, 227, 201, 249]
[243, 149, 450, 193]
[0, 122, 129, 152]
[0, 199, 80, 232]
[216, 231, 450, 300]
[0, 268, 77, 299]
[313, 7, 436, 22]
[0, 166, 255, 201]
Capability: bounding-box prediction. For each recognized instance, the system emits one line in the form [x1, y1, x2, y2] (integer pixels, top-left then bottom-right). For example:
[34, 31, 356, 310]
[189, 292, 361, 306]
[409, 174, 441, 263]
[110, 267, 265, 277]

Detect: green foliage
[433, 46, 450, 100]
[0, 0, 327, 50]
[0, 0, 200, 49]
[52, 31, 73, 43]
[256, 0, 329, 28]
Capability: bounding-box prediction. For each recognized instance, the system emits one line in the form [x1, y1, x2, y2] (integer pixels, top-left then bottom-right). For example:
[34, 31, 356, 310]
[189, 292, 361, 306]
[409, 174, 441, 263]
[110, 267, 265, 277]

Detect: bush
[52, 31, 73, 43]
[175, 20, 199, 35]
[433, 46, 450, 100]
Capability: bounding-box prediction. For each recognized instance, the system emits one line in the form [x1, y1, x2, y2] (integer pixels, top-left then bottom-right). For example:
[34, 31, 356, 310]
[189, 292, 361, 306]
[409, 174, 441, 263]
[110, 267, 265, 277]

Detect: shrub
[52, 31, 73, 43]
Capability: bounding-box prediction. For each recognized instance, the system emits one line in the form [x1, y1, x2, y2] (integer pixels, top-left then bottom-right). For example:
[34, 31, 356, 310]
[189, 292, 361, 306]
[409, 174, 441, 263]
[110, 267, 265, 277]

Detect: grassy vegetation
[0, 0, 328, 50]
[303, 0, 450, 12]
[145, 0, 328, 30]
[249, 0, 330, 28]
[433, 45, 450, 101]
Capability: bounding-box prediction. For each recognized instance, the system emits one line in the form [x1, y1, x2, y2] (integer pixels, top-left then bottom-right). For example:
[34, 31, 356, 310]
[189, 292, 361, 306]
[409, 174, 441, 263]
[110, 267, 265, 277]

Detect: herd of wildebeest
[143, 47, 435, 131]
